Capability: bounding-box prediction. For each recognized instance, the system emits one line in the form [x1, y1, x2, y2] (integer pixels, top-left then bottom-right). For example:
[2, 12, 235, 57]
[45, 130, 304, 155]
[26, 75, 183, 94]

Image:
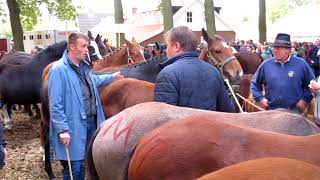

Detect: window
[23, 36, 26, 40]
[187, 11, 192, 22]
[29, 35, 34, 40]
[46, 34, 51, 39]
[37, 34, 42, 39]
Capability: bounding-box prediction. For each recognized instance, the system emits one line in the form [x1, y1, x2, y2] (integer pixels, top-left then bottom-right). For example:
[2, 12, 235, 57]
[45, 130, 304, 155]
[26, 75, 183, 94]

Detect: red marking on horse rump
[132, 133, 167, 175]
[104, 116, 138, 148]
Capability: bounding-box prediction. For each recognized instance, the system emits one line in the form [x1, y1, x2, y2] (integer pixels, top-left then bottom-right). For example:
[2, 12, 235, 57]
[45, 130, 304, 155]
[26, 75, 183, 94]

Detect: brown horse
[99, 78, 154, 118]
[199, 28, 243, 83]
[197, 157, 320, 180]
[86, 102, 320, 180]
[92, 38, 145, 71]
[234, 52, 263, 74]
[128, 115, 320, 180]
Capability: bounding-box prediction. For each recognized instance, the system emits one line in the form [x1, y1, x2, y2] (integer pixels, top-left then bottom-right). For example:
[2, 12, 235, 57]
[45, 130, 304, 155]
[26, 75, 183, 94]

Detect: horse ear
[202, 28, 210, 43]
[103, 38, 108, 44]
[124, 38, 131, 45]
[88, 31, 94, 40]
[95, 34, 100, 41]
[132, 37, 137, 43]
[155, 42, 160, 50]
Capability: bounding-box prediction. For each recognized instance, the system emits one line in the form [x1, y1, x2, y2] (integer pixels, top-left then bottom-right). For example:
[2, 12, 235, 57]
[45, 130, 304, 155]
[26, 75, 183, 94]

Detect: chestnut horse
[234, 51, 263, 74]
[197, 157, 320, 180]
[86, 102, 320, 180]
[92, 38, 145, 71]
[128, 115, 320, 180]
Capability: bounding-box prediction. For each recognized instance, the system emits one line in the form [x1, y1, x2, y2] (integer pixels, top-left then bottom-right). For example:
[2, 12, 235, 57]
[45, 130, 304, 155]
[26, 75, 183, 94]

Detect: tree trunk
[162, 0, 173, 33]
[259, 0, 267, 43]
[204, 0, 216, 36]
[114, 0, 125, 48]
[6, 0, 24, 51]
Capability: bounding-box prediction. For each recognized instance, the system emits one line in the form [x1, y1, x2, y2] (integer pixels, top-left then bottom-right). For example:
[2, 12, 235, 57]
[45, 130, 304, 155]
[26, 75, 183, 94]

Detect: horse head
[152, 42, 167, 57]
[95, 34, 108, 57]
[124, 37, 146, 63]
[103, 38, 114, 54]
[200, 28, 243, 83]
[88, 39, 103, 62]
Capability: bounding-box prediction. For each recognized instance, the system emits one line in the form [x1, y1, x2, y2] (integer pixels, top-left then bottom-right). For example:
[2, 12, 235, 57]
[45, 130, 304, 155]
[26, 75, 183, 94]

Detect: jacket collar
[158, 51, 198, 70]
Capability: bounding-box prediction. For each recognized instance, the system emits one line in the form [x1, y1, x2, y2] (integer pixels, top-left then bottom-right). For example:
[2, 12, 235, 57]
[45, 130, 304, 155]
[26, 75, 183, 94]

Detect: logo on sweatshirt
[288, 71, 294, 77]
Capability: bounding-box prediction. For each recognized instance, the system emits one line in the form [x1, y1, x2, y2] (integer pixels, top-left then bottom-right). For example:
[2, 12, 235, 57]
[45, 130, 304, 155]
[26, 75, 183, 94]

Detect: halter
[126, 46, 134, 64]
[207, 50, 236, 76]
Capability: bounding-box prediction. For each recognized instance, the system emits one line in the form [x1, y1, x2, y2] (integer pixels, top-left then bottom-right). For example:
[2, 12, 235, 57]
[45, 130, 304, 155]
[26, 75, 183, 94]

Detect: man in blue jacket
[154, 26, 234, 112]
[48, 32, 123, 180]
[251, 33, 315, 112]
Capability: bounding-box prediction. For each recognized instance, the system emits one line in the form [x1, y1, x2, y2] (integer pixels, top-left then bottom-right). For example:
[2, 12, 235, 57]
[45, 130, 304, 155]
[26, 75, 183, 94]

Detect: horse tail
[40, 80, 49, 147]
[124, 146, 137, 180]
[86, 125, 102, 180]
[40, 79, 56, 179]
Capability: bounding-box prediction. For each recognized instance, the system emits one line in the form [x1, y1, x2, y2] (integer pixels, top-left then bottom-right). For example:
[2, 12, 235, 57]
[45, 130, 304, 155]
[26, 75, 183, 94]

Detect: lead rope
[236, 93, 265, 111]
[127, 46, 134, 64]
[224, 78, 244, 113]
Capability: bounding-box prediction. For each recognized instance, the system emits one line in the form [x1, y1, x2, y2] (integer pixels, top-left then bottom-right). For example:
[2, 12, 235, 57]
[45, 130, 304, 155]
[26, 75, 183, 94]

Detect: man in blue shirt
[48, 32, 123, 180]
[251, 33, 315, 112]
[154, 26, 234, 112]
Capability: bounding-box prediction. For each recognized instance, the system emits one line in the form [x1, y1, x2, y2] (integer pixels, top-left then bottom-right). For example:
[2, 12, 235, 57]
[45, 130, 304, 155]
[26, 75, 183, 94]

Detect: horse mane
[94, 45, 127, 64]
[94, 54, 167, 74]
[33, 41, 67, 61]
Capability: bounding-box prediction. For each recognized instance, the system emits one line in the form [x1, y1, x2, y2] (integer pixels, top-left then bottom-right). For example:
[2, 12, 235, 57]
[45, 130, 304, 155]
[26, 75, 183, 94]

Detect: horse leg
[3, 103, 13, 129]
[23, 104, 33, 117]
[33, 103, 41, 119]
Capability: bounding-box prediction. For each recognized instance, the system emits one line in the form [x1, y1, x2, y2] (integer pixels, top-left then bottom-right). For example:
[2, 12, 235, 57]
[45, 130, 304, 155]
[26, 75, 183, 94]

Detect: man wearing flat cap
[251, 33, 315, 113]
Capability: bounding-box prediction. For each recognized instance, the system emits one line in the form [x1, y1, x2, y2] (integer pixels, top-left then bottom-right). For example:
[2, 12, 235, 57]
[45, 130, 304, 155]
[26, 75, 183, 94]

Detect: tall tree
[204, 0, 216, 36]
[2, 0, 77, 51]
[161, 0, 173, 33]
[114, 0, 125, 48]
[259, 0, 266, 43]
[6, 0, 24, 51]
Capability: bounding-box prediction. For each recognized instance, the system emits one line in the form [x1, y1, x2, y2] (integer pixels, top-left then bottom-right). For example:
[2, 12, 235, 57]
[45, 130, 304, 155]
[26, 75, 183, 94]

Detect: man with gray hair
[154, 26, 234, 112]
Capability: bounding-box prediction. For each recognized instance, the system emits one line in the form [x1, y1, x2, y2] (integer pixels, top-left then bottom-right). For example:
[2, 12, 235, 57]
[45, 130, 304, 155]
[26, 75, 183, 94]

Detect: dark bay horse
[86, 102, 320, 180]
[197, 157, 320, 180]
[0, 51, 33, 65]
[128, 115, 320, 180]
[0, 41, 67, 129]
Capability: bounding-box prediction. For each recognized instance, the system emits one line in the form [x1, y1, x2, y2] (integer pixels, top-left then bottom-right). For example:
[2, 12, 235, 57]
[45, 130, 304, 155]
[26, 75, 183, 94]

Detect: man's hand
[309, 79, 320, 94]
[296, 99, 307, 113]
[3, 148, 8, 161]
[59, 131, 70, 147]
[112, 71, 124, 81]
[259, 98, 269, 110]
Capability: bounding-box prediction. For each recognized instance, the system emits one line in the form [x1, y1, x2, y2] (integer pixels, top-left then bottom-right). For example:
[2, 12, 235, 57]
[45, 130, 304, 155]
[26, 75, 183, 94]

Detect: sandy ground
[0, 110, 63, 180]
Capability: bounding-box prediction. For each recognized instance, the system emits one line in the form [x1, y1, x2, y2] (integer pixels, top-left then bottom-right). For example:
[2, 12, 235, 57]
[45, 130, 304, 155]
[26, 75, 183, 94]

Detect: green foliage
[267, 0, 312, 23]
[16, 0, 77, 31]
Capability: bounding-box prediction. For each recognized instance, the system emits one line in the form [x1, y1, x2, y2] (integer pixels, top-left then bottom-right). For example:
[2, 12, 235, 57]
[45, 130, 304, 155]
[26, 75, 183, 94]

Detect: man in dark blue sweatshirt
[251, 33, 315, 113]
[154, 26, 234, 112]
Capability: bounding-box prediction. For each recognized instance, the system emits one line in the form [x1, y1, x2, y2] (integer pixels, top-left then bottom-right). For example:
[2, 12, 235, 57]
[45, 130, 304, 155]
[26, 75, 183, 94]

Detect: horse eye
[215, 50, 222, 54]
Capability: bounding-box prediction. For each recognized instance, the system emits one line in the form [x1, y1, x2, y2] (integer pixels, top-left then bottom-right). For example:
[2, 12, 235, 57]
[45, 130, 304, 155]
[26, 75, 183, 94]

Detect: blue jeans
[61, 119, 97, 180]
